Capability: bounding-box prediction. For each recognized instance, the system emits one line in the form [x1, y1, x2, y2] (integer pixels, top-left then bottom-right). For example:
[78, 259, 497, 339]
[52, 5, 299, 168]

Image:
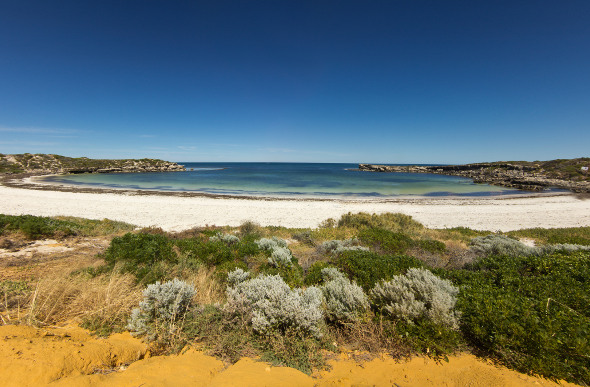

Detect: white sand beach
[1, 184, 589, 231]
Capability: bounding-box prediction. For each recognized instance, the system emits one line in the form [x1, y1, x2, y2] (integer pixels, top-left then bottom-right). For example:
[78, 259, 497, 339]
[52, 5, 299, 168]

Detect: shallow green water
[40, 162, 537, 198]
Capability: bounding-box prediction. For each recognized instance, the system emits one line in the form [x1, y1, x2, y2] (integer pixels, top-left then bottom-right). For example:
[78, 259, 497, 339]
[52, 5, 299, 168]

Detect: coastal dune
[1, 184, 589, 231]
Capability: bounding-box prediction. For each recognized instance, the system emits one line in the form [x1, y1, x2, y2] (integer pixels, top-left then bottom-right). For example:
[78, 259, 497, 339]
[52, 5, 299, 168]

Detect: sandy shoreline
[1, 177, 589, 231]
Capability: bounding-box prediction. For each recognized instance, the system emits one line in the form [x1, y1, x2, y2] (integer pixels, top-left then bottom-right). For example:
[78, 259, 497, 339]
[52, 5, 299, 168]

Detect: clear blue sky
[1, 1, 589, 164]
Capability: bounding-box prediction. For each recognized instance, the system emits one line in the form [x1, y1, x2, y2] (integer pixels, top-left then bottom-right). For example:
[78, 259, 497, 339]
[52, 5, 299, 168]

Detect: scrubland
[1, 213, 589, 385]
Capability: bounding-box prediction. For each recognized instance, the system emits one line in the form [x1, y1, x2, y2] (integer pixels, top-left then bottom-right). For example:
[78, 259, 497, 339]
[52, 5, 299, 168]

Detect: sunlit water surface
[39, 162, 550, 198]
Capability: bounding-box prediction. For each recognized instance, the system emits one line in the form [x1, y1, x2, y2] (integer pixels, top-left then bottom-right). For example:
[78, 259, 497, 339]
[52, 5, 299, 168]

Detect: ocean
[39, 162, 538, 198]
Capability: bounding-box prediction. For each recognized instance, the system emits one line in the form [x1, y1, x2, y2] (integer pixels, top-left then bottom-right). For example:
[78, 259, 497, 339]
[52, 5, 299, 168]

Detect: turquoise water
[40, 162, 538, 198]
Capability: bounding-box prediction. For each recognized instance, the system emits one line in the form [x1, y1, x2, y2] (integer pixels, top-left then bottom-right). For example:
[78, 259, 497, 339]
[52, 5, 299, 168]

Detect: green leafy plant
[450, 251, 590, 384]
[358, 228, 414, 255]
[335, 250, 423, 290]
[103, 232, 177, 284]
[337, 212, 424, 234]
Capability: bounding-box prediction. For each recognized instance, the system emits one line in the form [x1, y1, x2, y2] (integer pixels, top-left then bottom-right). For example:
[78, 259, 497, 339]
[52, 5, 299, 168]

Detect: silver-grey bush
[470, 235, 535, 257]
[371, 268, 460, 329]
[318, 238, 369, 255]
[320, 268, 368, 322]
[210, 232, 240, 245]
[128, 278, 196, 338]
[470, 234, 590, 257]
[256, 237, 288, 250]
[225, 273, 324, 337]
[256, 237, 294, 267]
[227, 267, 250, 285]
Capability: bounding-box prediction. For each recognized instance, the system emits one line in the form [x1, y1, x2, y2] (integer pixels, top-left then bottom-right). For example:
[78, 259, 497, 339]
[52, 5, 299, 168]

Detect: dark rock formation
[358, 161, 590, 193]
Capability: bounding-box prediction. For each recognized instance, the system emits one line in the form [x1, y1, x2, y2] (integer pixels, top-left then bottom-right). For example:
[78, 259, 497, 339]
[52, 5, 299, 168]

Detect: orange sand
[0, 324, 577, 387]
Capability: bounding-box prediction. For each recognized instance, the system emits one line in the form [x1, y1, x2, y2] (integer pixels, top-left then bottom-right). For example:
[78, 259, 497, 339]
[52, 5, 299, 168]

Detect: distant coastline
[0, 153, 185, 174]
[359, 158, 590, 193]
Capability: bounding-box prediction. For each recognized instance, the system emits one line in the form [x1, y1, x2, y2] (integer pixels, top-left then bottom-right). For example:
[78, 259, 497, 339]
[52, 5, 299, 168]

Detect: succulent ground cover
[1, 212, 589, 384]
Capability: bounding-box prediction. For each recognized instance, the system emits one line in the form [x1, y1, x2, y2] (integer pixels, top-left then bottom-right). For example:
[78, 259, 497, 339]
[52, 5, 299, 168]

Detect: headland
[359, 158, 590, 193]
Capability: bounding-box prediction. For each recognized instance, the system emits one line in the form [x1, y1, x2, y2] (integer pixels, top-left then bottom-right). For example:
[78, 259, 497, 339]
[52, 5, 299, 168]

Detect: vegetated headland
[0, 153, 185, 175]
[359, 158, 590, 193]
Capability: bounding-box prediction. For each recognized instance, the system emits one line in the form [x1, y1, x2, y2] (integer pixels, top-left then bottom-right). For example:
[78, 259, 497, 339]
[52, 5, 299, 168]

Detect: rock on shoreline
[0, 153, 185, 174]
[359, 160, 590, 193]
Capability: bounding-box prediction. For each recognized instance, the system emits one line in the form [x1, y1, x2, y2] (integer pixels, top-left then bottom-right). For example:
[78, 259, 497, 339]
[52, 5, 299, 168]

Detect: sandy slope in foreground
[0, 324, 575, 387]
[1, 185, 589, 231]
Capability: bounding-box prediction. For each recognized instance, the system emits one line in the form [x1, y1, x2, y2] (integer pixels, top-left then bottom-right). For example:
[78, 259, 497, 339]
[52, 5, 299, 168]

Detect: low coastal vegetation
[0, 214, 135, 239]
[1, 213, 589, 384]
[0, 153, 184, 174]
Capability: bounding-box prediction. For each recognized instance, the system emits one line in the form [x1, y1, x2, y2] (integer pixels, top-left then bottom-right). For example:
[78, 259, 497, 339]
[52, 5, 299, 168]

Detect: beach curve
[1, 180, 589, 231]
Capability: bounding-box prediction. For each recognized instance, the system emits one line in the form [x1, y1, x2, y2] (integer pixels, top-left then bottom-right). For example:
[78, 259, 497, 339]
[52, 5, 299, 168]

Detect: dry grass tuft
[332, 316, 411, 360]
[184, 266, 225, 305]
[26, 269, 141, 327]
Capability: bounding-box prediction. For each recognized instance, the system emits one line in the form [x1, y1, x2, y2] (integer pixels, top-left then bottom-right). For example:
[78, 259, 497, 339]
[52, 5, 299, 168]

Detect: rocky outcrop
[0, 153, 185, 175]
[358, 162, 590, 193]
[65, 162, 186, 174]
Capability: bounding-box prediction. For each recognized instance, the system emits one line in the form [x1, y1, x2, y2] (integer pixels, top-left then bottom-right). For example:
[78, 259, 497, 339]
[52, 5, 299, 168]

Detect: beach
[2, 179, 588, 387]
[1, 181, 588, 231]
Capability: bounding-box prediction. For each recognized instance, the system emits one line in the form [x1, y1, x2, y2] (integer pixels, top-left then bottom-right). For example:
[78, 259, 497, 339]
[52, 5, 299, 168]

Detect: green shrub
[334, 250, 423, 291]
[0, 214, 75, 239]
[239, 221, 263, 237]
[451, 251, 590, 384]
[215, 261, 250, 284]
[292, 231, 316, 246]
[358, 228, 414, 255]
[355, 228, 446, 260]
[176, 238, 233, 267]
[175, 236, 259, 269]
[318, 218, 336, 228]
[304, 261, 333, 286]
[337, 212, 424, 234]
[393, 319, 463, 358]
[507, 227, 590, 246]
[444, 227, 488, 237]
[236, 235, 260, 257]
[0, 214, 134, 239]
[257, 329, 329, 375]
[416, 239, 446, 253]
[55, 216, 135, 236]
[103, 232, 176, 284]
[258, 262, 305, 288]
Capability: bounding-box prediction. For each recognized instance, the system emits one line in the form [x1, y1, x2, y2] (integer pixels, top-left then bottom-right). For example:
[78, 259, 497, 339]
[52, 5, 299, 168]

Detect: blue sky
[1, 1, 589, 164]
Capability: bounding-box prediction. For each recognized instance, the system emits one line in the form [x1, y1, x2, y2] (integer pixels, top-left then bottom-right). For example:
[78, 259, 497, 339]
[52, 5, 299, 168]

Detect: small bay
[39, 162, 547, 198]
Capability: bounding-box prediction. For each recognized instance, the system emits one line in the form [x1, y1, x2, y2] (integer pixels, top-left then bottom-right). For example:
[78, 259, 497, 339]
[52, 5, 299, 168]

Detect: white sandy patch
[0, 239, 73, 259]
[0, 185, 589, 232]
[519, 238, 537, 247]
